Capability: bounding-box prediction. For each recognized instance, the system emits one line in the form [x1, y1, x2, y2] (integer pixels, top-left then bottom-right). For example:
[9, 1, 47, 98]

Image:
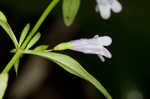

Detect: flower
[96, 0, 122, 19]
[71, 35, 112, 62]
[53, 35, 112, 62]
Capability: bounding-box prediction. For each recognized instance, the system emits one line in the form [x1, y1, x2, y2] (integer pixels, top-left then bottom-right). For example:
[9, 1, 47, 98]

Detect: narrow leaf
[19, 24, 30, 46]
[25, 50, 112, 99]
[0, 11, 7, 23]
[26, 32, 41, 49]
[10, 48, 16, 53]
[0, 73, 9, 99]
[0, 11, 18, 48]
[62, 0, 80, 26]
[34, 45, 48, 51]
[14, 59, 20, 75]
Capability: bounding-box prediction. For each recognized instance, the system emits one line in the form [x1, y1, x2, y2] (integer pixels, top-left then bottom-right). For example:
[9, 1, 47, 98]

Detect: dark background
[0, 0, 149, 99]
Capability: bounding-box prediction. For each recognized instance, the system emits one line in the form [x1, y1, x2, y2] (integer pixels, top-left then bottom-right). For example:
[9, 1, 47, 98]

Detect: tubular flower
[53, 35, 112, 62]
[71, 35, 112, 62]
[96, 0, 122, 19]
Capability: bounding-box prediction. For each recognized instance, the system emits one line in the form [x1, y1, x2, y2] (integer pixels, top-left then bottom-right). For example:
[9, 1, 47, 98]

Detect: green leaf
[62, 0, 80, 26]
[26, 32, 41, 49]
[34, 45, 48, 51]
[14, 59, 20, 75]
[0, 73, 9, 99]
[10, 48, 16, 53]
[24, 50, 112, 99]
[19, 24, 30, 46]
[0, 11, 7, 23]
[0, 11, 18, 48]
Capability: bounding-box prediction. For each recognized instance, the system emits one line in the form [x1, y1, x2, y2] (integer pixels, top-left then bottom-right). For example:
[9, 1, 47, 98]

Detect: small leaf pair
[19, 23, 44, 50]
[12, 23, 30, 75]
[13, 23, 47, 75]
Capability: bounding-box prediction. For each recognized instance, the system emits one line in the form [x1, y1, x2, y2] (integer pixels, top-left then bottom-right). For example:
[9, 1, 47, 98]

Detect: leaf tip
[0, 11, 7, 23]
[64, 16, 72, 26]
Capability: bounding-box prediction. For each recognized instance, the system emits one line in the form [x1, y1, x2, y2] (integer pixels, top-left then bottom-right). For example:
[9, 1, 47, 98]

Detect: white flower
[53, 35, 112, 62]
[71, 35, 112, 62]
[96, 0, 122, 19]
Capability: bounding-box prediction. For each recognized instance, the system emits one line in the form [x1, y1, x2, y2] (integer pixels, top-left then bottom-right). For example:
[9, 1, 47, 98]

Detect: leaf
[34, 45, 48, 51]
[62, 0, 80, 26]
[24, 50, 112, 99]
[0, 11, 7, 23]
[26, 32, 41, 49]
[0, 11, 18, 48]
[14, 59, 20, 75]
[0, 73, 9, 99]
[10, 48, 16, 53]
[19, 24, 30, 46]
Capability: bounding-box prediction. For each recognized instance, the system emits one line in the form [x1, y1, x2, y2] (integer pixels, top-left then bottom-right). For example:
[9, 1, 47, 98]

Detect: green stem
[2, 52, 22, 73]
[2, 0, 60, 73]
[21, 0, 60, 49]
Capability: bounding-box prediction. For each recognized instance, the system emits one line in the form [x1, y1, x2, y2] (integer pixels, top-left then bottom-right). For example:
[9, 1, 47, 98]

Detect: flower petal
[95, 5, 99, 12]
[111, 0, 122, 13]
[72, 46, 102, 54]
[99, 5, 111, 19]
[97, 55, 105, 62]
[96, 0, 112, 19]
[100, 47, 112, 58]
[98, 36, 112, 46]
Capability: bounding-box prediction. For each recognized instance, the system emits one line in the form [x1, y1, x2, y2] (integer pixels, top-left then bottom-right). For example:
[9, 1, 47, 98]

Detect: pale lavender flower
[71, 35, 112, 62]
[96, 0, 122, 19]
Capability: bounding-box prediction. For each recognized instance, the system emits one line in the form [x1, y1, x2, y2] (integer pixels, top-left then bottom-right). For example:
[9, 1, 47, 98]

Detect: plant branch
[2, 0, 60, 73]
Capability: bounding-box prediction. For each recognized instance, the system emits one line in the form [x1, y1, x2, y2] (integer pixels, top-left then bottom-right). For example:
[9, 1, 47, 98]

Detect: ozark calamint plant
[0, 0, 121, 99]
